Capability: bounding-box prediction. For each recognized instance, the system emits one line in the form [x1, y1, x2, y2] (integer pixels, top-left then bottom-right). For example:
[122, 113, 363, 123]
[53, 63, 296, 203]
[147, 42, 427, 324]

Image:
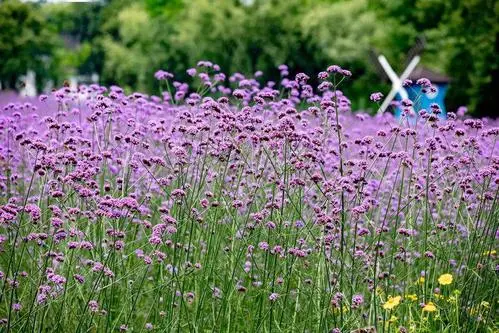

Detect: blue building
[396, 66, 450, 119]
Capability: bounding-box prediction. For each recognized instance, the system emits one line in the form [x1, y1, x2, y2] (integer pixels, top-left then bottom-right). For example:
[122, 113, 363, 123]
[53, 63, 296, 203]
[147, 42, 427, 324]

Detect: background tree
[97, 2, 176, 92]
[1, 0, 497, 117]
[0, 0, 59, 90]
[42, 2, 105, 77]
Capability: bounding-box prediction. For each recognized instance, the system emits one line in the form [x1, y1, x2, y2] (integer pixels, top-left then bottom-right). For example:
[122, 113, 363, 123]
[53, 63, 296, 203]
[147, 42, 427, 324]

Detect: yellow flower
[422, 302, 437, 312]
[482, 250, 496, 256]
[480, 301, 490, 309]
[406, 294, 418, 301]
[383, 296, 402, 310]
[438, 273, 453, 285]
[331, 305, 349, 314]
[418, 276, 425, 285]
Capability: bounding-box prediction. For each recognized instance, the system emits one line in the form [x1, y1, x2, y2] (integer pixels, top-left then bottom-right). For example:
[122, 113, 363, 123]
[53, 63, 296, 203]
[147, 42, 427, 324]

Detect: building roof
[408, 66, 450, 83]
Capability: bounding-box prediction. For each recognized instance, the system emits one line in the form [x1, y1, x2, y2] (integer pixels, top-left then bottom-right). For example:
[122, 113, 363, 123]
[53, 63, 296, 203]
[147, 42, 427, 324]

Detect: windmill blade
[377, 55, 420, 114]
[378, 55, 399, 83]
[401, 55, 421, 81]
[405, 35, 426, 67]
[368, 49, 390, 81]
[378, 86, 401, 115]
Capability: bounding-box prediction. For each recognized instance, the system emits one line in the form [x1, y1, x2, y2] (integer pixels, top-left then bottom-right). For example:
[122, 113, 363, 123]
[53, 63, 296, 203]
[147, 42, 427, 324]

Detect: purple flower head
[154, 70, 174, 81]
[457, 106, 468, 117]
[416, 77, 432, 87]
[197, 60, 213, 68]
[295, 220, 305, 228]
[327, 65, 342, 73]
[73, 274, 85, 284]
[318, 71, 329, 80]
[24, 204, 41, 221]
[295, 73, 310, 84]
[258, 241, 269, 251]
[278, 64, 288, 71]
[352, 294, 364, 309]
[402, 79, 413, 87]
[88, 300, 99, 313]
[232, 89, 246, 99]
[341, 69, 352, 77]
[369, 92, 383, 102]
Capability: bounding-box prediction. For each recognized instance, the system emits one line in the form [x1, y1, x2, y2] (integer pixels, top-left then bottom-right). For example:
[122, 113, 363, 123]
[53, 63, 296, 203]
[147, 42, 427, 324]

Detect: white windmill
[370, 36, 426, 114]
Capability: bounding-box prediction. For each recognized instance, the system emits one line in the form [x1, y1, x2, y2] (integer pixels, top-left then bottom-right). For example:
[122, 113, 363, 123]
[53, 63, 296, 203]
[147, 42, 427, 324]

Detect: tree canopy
[0, 0, 59, 90]
[0, 0, 497, 117]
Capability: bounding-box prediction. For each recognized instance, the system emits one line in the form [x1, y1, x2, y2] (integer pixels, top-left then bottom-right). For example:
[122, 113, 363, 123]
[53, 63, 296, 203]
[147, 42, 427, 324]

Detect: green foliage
[300, 0, 388, 110]
[174, 0, 298, 75]
[41, 2, 107, 77]
[98, 3, 174, 92]
[144, 0, 183, 17]
[302, 0, 379, 64]
[443, 0, 499, 114]
[53, 42, 93, 78]
[0, 0, 59, 89]
[0, 0, 497, 117]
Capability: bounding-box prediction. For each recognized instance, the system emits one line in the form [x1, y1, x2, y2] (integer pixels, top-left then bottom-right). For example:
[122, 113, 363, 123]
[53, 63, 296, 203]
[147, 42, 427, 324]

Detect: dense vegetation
[0, 0, 498, 117]
[0, 62, 497, 332]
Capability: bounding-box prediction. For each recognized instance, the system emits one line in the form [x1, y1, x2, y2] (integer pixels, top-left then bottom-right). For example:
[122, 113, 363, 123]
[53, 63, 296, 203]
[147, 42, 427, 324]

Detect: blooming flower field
[0, 62, 497, 332]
